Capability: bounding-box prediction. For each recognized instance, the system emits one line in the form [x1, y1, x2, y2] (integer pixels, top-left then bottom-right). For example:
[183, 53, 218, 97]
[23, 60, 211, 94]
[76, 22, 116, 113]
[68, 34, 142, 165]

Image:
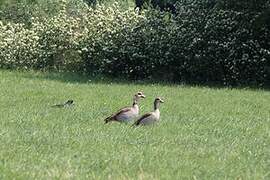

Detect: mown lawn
[0, 70, 269, 179]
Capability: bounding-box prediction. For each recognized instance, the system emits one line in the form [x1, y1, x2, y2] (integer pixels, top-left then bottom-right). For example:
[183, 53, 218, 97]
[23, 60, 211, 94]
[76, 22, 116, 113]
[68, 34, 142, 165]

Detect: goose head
[133, 91, 146, 104]
[154, 97, 164, 110]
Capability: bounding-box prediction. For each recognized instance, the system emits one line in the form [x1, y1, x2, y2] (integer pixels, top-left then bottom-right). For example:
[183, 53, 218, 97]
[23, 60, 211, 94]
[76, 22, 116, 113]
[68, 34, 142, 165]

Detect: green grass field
[0, 70, 270, 179]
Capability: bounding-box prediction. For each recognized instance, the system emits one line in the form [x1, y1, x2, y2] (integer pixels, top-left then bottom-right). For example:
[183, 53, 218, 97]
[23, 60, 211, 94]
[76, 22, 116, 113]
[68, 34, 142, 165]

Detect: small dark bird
[51, 100, 74, 108]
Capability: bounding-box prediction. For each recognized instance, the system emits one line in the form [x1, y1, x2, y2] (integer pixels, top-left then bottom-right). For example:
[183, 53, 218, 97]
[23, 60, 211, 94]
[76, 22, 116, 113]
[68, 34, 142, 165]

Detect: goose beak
[160, 99, 164, 103]
[141, 95, 146, 98]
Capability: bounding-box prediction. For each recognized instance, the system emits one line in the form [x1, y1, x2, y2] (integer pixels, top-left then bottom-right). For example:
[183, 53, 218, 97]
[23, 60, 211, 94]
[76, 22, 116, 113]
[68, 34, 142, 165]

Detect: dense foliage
[0, 0, 269, 86]
[135, 0, 177, 13]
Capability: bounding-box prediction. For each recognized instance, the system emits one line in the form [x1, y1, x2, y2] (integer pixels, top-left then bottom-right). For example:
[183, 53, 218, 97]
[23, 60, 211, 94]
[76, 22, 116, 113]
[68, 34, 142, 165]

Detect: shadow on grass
[7, 69, 270, 91]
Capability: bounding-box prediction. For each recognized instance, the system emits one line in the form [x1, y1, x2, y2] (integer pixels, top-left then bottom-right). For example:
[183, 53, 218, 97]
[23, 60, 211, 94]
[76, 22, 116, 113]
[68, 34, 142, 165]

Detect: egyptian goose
[51, 100, 74, 108]
[104, 92, 146, 124]
[133, 97, 164, 126]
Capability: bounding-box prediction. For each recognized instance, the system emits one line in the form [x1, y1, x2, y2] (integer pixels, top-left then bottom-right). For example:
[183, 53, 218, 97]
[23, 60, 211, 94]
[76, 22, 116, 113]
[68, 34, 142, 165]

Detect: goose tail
[131, 121, 139, 127]
[104, 116, 112, 124]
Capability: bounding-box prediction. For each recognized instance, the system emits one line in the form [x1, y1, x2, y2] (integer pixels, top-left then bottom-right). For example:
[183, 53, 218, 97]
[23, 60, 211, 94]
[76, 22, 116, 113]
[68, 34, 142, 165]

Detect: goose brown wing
[114, 107, 132, 119]
[105, 106, 132, 121]
[134, 113, 152, 126]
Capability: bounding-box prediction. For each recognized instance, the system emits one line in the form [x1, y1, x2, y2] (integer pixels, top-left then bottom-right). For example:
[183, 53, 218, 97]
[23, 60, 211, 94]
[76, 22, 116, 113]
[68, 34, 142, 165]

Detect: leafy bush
[0, 0, 87, 71]
[0, 22, 39, 69]
[0, 0, 269, 86]
[82, 1, 270, 85]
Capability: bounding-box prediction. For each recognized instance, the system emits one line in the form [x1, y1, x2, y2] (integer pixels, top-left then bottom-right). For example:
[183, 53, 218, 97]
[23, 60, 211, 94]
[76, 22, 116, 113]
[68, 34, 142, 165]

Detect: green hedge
[0, 0, 269, 86]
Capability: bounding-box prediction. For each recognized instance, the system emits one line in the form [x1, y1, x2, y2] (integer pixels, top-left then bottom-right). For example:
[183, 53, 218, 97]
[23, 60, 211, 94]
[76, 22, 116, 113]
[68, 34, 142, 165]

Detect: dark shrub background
[82, 0, 270, 85]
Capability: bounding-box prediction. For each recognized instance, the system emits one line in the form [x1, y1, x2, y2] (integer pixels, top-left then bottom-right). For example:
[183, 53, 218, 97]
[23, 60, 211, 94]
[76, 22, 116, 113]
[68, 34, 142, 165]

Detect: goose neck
[154, 101, 160, 110]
